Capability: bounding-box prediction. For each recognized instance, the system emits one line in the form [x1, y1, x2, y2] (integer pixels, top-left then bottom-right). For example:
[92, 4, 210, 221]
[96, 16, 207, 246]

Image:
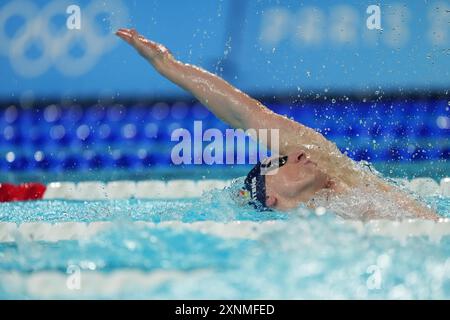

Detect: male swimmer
[116, 28, 439, 221]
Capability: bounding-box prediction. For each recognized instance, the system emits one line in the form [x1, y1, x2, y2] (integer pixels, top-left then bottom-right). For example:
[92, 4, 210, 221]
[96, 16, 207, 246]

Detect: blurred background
[0, 0, 449, 183]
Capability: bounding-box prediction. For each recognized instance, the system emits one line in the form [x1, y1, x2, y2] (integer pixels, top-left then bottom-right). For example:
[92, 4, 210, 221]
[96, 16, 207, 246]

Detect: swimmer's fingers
[116, 29, 153, 48]
[116, 28, 137, 45]
[116, 28, 173, 62]
[116, 29, 154, 59]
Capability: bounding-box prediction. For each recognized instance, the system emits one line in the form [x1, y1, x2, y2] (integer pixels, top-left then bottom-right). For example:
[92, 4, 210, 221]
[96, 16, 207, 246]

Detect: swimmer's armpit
[392, 189, 441, 221]
[375, 181, 440, 221]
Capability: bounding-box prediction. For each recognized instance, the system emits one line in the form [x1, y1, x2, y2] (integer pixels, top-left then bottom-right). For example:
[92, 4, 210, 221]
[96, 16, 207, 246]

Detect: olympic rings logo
[0, 0, 129, 78]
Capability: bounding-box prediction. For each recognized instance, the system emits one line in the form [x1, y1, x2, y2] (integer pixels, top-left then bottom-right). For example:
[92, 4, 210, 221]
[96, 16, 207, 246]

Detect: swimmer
[116, 28, 440, 221]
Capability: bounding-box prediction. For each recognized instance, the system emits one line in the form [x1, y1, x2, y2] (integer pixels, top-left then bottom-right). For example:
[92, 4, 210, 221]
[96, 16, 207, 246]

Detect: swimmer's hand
[115, 28, 173, 66]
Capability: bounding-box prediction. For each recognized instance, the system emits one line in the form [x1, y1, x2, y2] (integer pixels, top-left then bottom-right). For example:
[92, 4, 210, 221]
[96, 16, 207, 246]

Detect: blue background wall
[1, 0, 449, 101]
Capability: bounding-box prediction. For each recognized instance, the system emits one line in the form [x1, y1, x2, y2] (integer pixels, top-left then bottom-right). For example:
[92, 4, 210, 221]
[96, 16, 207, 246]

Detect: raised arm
[116, 30, 321, 151]
[115, 29, 440, 220]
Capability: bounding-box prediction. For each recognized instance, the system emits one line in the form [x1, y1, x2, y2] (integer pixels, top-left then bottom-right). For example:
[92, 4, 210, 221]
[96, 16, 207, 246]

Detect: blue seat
[416, 124, 433, 138]
[105, 126, 121, 143]
[383, 147, 407, 161]
[354, 148, 374, 161]
[434, 100, 449, 115]
[169, 102, 190, 121]
[32, 152, 56, 171]
[291, 106, 314, 126]
[84, 106, 106, 123]
[114, 153, 139, 169]
[1, 126, 23, 145]
[392, 124, 411, 138]
[62, 155, 86, 171]
[409, 147, 433, 161]
[436, 125, 450, 138]
[22, 126, 46, 146]
[152, 151, 172, 166]
[320, 123, 342, 138]
[64, 105, 80, 120]
[139, 152, 155, 168]
[343, 124, 364, 138]
[369, 123, 385, 138]
[87, 153, 110, 169]
[2, 106, 19, 125]
[191, 103, 212, 120]
[8, 155, 30, 171]
[129, 105, 149, 120]
[106, 105, 127, 122]
[440, 147, 450, 160]
[141, 122, 162, 142]
[31, 108, 44, 124]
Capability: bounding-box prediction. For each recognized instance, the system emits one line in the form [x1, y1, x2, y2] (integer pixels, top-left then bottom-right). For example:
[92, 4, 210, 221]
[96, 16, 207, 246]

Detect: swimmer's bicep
[267, 114, 358, 178]
[256, 109, 370, 185]
[246, 110, 332, 156]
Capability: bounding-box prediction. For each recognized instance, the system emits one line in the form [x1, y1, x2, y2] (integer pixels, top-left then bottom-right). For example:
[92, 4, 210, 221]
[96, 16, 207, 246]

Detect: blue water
[0, 183, 450, 299]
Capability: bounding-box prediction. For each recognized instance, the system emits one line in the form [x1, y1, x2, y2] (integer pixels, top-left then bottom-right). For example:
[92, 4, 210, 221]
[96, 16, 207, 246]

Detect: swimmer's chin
[304, 160, 317, 167]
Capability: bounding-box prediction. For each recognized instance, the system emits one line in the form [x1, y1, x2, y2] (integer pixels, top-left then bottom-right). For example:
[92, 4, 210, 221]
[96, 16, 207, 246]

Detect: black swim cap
[242, 161, 268, 210]
[240, 155, 288, 211]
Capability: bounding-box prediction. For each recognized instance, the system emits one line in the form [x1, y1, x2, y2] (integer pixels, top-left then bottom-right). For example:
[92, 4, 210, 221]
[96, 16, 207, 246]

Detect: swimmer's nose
[289, 150, 306, 163]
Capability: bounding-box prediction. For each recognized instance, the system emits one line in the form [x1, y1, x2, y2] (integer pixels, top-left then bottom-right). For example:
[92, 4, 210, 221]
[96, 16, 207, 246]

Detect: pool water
[1, 179, 449, 299]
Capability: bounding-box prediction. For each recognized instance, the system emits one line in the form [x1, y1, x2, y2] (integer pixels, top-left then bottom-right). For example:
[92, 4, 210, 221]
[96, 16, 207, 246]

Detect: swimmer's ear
[265, 195, 277, 208]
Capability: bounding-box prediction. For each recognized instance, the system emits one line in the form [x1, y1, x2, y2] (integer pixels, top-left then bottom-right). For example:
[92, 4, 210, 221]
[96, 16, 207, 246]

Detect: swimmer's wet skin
[116, 28, 440, 221]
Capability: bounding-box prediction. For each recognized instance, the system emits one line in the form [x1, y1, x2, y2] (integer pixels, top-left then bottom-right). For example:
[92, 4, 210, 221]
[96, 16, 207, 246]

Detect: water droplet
[315, 207, 326, 216]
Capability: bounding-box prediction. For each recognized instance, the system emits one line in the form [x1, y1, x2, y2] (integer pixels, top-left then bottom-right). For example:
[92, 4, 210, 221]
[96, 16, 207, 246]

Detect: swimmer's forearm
[156, 57, 266, 129]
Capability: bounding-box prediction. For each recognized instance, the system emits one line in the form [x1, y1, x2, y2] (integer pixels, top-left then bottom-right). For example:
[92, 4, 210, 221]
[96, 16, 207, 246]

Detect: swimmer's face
[263, 149, 329, 210]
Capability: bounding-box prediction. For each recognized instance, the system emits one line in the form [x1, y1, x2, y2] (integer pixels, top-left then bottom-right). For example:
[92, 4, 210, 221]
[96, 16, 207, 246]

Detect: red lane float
[0, 183, 46, 202]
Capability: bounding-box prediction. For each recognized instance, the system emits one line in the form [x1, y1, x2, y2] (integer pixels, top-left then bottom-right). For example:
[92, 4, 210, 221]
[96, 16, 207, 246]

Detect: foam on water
[305, 162, 446, 221]
[0, 178, 449, 299]
[2, 214, 450, 299]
